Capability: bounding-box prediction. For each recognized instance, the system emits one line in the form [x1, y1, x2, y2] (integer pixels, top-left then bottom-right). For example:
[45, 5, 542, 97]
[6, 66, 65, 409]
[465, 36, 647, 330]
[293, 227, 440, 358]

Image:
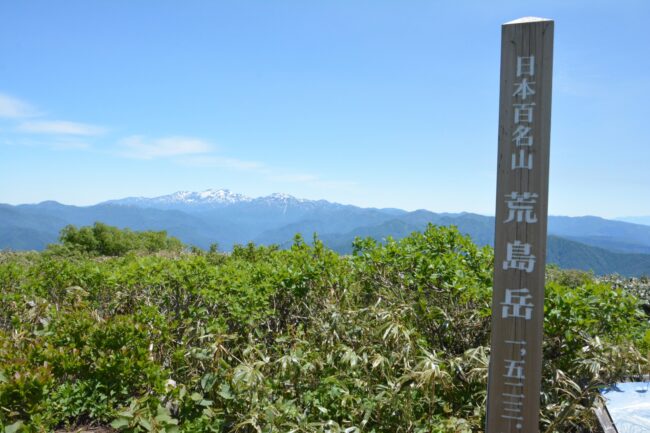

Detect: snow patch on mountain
[103, 189, 251, 207]
[102, 189, 322, 209]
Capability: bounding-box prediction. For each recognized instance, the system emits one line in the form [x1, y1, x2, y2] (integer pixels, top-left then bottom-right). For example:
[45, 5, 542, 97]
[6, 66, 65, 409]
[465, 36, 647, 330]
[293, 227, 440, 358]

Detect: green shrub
[0, 225, 647, 432]
[54, 223, 184, 256]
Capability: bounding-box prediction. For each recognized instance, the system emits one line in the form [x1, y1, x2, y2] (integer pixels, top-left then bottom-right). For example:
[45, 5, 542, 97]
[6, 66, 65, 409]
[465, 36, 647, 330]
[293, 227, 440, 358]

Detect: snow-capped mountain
[101, 189, 333, 211]
[4, 191, 650, 275]
[103, 189, 253, 209]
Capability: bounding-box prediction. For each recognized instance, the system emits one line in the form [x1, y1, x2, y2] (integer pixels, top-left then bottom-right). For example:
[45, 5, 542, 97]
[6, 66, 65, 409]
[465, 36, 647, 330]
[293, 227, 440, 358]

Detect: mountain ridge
[102, 189, 324, 210]
[3, 190, 650, 276]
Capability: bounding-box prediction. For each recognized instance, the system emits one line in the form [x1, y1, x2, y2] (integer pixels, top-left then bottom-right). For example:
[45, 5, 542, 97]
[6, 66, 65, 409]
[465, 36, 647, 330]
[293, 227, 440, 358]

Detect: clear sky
[1, 0, 648, 218]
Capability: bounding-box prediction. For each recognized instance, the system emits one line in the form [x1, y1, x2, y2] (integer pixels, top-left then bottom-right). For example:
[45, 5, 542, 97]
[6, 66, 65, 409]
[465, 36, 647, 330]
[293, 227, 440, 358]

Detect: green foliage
[0, 224, 648, 432]
[540, 279, 648, 431]
[54, 222, 184, 256]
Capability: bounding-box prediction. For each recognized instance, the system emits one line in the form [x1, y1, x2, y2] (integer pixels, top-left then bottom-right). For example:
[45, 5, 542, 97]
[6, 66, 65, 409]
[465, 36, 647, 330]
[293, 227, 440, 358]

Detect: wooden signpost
[486, 17, 554, 433]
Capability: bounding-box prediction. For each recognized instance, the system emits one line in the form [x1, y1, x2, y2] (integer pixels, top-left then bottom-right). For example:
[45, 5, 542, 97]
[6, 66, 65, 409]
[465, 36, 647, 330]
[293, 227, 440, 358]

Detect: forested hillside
[3, 196, 650, 276]
[546, 235, 650, 277]
[1, 224, 648, 432]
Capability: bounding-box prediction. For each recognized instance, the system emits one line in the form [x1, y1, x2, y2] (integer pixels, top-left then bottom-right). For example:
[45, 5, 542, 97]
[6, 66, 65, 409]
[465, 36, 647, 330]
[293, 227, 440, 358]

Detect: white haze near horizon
[4, 188, 650, 224]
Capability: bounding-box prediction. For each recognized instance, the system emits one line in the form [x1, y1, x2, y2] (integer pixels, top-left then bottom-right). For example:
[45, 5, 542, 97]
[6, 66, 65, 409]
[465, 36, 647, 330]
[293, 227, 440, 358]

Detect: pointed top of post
[503, 16, 552, 25]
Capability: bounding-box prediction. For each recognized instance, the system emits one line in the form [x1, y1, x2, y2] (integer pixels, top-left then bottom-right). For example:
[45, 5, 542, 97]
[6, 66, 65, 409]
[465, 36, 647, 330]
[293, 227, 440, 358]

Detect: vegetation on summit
[0, 224, 649, 432]
[55, 223, 184, 257]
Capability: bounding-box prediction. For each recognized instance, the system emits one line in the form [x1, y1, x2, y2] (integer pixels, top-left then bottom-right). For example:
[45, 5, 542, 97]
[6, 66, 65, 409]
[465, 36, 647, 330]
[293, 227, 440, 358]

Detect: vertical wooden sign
[486, 17, 554, 433]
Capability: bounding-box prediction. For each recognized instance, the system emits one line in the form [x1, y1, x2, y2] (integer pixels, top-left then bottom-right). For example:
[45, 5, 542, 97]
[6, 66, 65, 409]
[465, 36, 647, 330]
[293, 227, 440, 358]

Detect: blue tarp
[603, 382, 650, 432]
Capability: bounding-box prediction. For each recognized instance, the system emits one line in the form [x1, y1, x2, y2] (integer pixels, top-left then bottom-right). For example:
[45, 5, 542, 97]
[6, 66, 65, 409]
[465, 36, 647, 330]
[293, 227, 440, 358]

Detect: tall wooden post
[486, 17, 554, 433]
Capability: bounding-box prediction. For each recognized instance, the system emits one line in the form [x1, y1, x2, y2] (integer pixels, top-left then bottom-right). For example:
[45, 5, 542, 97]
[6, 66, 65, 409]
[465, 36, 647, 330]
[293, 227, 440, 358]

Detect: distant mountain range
[617, 216, 650, 226]
[2, 188, 650, 277]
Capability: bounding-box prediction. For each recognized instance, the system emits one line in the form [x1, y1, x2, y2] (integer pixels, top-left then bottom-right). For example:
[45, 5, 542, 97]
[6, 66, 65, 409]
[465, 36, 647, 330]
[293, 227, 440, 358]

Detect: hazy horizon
[4, 187, 650, 221]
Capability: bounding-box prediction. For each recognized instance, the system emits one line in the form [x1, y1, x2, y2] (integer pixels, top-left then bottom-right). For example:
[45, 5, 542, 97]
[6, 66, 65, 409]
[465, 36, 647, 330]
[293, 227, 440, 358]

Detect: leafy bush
[53, 223, 184, 256]
[0, 224, 648, 432]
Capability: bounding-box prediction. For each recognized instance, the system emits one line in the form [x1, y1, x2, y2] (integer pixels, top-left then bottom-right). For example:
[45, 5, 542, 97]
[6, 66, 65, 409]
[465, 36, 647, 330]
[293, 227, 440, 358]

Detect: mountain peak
[265, 192, 303, 202]
[102, 188, 253, 208]
[198, 188, 232, 199]
[168, 189, 252, 203]
[36, 200, 64, 207]
[100, 189, 334, 212]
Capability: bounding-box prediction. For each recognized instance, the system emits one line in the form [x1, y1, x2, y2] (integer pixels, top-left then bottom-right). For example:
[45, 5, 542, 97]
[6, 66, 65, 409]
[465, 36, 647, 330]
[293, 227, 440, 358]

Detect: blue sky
[1, 0, 648, 217]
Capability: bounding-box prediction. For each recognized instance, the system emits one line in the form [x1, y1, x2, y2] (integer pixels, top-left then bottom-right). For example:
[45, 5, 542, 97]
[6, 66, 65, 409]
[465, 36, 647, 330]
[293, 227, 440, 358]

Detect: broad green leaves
[0, 225, 648, 432]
